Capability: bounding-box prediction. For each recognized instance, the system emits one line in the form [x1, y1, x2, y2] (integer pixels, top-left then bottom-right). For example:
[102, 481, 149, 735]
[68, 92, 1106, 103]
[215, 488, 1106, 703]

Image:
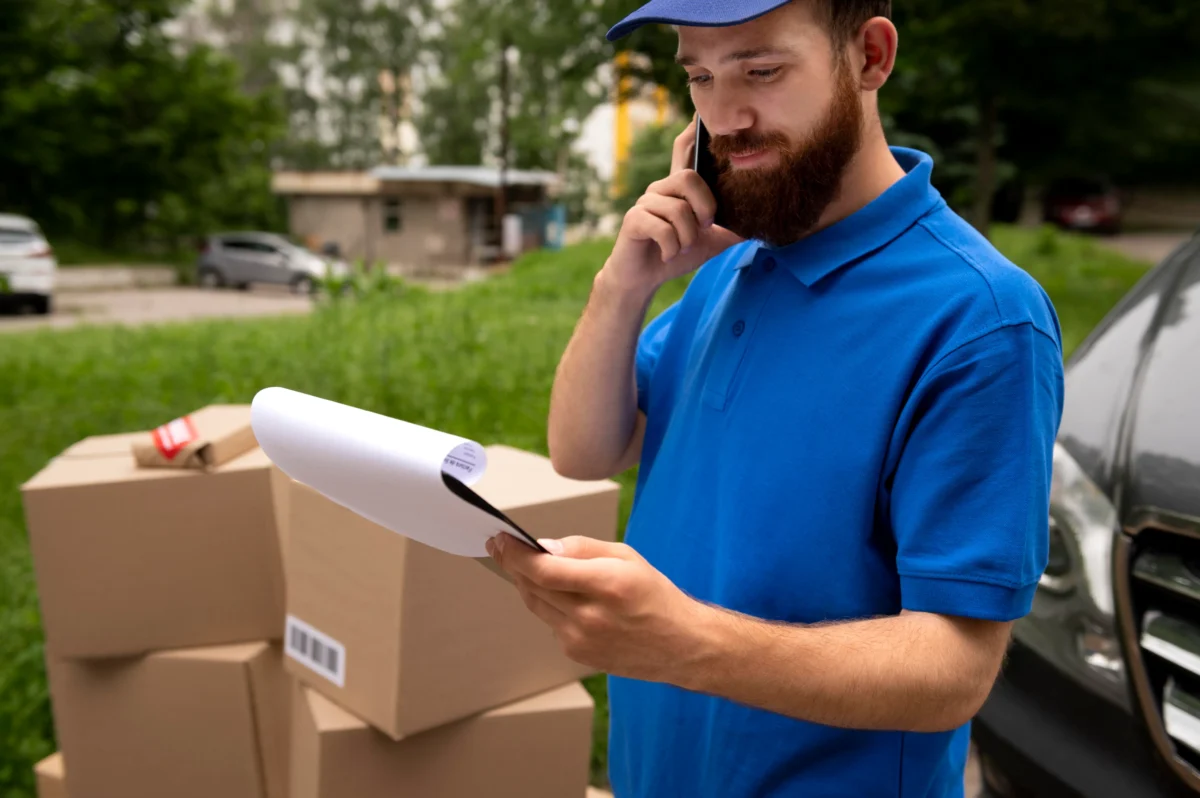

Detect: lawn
[0, 226, 1152, 795]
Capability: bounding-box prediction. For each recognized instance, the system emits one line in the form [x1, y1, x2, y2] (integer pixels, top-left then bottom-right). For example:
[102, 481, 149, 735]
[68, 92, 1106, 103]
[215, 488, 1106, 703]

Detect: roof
[368, 165, 559, 189]
[272, 166, 558, 196]
[272, 172, 380, 196]
[0, 213, 37, 230]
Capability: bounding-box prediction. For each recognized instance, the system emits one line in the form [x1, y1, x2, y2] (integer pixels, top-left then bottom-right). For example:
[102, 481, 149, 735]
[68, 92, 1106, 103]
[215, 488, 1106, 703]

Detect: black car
[973, 232, 1200, 797]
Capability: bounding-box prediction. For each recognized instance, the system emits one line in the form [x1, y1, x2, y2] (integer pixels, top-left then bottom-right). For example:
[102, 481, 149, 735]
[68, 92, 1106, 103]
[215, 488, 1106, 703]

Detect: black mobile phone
[693, 117, 727, 227]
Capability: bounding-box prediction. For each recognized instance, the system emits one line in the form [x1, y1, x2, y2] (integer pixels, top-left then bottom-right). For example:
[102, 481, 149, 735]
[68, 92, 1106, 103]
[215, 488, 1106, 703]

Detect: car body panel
[976, 232, 1200, 797]
[0, 213, 57, 301]
[196, 232, 338, 288]
[1119, 250, 1200, 519]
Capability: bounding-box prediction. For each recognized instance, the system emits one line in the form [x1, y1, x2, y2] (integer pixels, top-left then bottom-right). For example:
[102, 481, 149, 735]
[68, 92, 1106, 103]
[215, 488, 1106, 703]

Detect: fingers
[493, 534, 614, 592]
[670, 113, 699, 174]
[513, 575, 570, 625]
[548, 535, 642, 562]
[634, 194, 701, 259]
[624, 169, 718, 263]
[648, 170, 718, 228]
[621, 205, 686, 264]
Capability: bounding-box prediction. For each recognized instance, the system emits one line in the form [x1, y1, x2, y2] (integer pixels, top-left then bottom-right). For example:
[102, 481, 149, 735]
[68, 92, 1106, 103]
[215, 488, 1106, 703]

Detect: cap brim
[606, 0, 792, 41]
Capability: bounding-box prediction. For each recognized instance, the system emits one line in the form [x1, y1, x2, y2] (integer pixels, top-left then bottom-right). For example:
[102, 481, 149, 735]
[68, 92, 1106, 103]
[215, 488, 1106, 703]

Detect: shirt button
[732, 319, 746, 337]
[763, 257, 777, 273]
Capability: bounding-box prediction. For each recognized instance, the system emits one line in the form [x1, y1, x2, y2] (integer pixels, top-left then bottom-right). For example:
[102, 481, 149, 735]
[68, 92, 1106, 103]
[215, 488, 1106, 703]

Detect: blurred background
[4, 0, 1200, 271]
[2, 1, 1200, 796]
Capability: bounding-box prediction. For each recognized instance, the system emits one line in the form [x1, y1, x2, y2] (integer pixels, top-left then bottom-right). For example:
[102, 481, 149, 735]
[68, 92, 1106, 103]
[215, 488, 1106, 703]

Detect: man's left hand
[486, 532, 714, 682]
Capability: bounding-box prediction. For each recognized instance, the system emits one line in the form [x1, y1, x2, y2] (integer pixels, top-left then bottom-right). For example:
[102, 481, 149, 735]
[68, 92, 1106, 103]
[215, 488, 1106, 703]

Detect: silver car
[195, 232, 348, 294]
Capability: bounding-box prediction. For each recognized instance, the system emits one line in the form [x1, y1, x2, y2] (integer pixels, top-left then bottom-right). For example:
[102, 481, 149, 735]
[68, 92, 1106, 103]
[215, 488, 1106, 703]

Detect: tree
[415, 0, 616, 171]
[0, 0, 285, 250]
[888, 0, 1200, 232]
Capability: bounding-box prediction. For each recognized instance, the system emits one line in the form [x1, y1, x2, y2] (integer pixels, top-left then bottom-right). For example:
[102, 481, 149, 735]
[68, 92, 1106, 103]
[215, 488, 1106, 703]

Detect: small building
[271, 166, 560, 273]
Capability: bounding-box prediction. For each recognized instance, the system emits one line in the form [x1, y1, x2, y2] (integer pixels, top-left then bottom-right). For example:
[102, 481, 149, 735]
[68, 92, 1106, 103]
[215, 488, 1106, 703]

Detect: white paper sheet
[250, 387, 539, 557]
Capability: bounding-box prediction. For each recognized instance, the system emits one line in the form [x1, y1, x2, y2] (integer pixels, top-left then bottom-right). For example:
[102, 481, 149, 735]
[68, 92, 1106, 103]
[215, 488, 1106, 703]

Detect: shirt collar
[733, 147, 944, 287]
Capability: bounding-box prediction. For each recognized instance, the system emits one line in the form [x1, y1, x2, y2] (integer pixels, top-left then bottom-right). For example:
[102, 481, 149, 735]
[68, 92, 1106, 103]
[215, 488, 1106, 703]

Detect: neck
[809, 124, 906, 236]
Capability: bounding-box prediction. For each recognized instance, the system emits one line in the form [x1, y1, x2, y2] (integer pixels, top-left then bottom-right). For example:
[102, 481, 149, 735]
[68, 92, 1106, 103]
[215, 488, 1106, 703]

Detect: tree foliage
[0, 0, 285, 250]
[415, 0, 615, 170]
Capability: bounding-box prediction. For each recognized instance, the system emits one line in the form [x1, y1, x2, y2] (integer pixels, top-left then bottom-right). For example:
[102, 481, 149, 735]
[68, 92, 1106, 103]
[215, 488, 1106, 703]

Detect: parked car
[195, 232, 348, 294]
[1043, 177, 1123, 235]
[973, 232, 1200, 797]
[0, 213, 56, 314]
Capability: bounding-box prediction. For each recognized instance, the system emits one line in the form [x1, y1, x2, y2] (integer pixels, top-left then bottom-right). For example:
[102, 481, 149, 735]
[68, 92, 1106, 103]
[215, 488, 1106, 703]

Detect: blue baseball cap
[606, 0, 793, 41]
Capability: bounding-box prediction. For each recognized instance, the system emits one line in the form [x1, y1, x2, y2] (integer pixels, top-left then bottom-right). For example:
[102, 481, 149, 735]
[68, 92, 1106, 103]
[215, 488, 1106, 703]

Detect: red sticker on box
[151, 416, 200, 460]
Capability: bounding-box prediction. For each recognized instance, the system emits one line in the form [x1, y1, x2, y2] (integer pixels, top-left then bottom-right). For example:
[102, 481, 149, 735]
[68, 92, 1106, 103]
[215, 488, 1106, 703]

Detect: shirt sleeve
[889, 322, 1065, 622]
[636, 302, 680, 415]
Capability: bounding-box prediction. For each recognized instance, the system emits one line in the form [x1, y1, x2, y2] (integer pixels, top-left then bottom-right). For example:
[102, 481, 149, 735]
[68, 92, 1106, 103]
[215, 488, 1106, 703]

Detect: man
[486, 1, 1065, 795]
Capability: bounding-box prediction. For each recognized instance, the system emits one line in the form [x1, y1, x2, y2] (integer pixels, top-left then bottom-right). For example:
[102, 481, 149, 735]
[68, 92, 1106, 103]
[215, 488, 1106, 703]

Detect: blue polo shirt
[608, 148, 1065, 798]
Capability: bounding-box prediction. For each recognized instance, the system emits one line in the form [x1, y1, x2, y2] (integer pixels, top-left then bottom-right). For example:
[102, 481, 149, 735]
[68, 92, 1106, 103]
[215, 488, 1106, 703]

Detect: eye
[749, 66, 783, 80]
[686, 74, 712, 87]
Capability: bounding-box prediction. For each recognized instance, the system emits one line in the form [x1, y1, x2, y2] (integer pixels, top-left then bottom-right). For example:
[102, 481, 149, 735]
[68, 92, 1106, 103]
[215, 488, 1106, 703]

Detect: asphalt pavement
[0, 285, 312, 333]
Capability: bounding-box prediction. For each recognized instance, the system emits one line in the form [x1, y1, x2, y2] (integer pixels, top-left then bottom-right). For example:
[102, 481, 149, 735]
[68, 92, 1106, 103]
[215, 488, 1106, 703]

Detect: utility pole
[494, 31, 511, 259]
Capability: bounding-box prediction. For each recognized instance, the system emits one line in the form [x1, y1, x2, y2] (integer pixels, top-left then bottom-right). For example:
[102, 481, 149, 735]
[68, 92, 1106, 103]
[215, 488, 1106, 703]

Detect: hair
[817, 0, 892, 46]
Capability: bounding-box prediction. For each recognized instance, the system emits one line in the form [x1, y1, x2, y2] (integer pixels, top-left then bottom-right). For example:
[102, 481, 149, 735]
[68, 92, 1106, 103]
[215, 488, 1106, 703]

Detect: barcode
[285, 615, 346, 687]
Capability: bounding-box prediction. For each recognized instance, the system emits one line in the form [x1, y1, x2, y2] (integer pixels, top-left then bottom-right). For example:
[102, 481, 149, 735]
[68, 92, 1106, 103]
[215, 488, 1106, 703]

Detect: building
[272, 166, 559, 273]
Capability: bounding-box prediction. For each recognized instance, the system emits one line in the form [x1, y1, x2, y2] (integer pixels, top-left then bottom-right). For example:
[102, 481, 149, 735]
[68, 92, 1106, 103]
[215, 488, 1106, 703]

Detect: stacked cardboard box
[23, 406, 620, 797]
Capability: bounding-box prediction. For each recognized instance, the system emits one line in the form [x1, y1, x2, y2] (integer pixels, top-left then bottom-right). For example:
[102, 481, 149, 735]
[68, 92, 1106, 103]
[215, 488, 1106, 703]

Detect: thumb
[538, 535, 639, 561]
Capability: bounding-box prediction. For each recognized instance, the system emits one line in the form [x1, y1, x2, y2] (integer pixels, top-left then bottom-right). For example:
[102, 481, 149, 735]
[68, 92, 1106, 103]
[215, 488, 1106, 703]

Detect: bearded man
[487, 2, 1066, 796]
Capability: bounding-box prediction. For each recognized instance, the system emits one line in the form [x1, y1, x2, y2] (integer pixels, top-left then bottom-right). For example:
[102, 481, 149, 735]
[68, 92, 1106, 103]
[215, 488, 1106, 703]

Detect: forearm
[548, 266, 656, 479]
[681, 606, 1007, 733]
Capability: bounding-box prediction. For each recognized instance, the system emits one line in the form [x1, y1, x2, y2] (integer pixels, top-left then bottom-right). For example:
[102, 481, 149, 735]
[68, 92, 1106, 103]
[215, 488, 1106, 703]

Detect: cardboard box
[60, 432, 151, 459]
[291, 681, 594, 798]
[34, 753, 67, 798]
[47, 642, 290, 798]
[133, 404, 259, 470]
[22, 447, 286, 658]
[284, 444, 619, 740]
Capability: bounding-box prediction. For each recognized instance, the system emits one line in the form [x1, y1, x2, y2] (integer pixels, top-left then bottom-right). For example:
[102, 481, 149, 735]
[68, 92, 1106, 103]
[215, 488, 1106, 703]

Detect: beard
[707, 63, 864, 247]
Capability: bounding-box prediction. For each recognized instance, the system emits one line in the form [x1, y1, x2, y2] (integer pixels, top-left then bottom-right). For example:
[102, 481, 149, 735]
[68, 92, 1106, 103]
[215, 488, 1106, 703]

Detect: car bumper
[973, 639, 1182, 798]
[1, 258, 56, 295]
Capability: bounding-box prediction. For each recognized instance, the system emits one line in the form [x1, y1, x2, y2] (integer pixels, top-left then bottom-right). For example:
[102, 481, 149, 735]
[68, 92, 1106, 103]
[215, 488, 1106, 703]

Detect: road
[1099, 231, 1192, 264]
[0, 285, 313, 333]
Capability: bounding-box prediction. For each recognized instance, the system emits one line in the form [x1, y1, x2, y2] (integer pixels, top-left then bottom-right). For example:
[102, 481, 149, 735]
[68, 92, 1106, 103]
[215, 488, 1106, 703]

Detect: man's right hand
[602, 116, 744, 297]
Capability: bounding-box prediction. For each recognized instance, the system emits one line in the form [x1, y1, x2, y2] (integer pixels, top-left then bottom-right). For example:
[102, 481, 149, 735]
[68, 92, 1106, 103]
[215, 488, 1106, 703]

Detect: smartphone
[693, 117, 727, 228]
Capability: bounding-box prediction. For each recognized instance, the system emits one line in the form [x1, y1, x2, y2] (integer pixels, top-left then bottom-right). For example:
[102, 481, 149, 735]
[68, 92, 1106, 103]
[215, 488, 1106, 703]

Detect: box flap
[61, 431, 150, 459]
[34, 752, 67, 798]
[304, 686, 369, 733]
[33, 752, 64, 779]
[157, 641, 269, 664]
[475, 445, 618, 511]
[133, 404, 256, 470]
[484, 681, 593, 719]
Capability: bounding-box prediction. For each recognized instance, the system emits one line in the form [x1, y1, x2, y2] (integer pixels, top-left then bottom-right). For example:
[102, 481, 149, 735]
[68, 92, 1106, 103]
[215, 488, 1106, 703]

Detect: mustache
[707, 130, 793, 161]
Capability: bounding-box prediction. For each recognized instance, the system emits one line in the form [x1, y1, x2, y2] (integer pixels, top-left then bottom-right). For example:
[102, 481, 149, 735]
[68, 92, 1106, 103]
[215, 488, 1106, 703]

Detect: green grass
[0, 226, 1151, 795]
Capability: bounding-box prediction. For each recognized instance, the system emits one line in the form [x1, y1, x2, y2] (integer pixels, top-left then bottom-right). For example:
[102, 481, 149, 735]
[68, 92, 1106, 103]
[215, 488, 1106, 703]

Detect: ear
[856, 17, 898, 92]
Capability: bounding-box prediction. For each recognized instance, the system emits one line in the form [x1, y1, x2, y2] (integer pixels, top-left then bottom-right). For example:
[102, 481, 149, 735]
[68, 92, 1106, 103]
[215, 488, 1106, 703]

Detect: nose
[695, 84, 754, 137]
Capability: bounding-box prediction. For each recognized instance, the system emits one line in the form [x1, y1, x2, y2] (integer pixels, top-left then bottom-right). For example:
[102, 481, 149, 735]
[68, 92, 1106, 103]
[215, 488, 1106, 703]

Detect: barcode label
[285, 615, 346, 687]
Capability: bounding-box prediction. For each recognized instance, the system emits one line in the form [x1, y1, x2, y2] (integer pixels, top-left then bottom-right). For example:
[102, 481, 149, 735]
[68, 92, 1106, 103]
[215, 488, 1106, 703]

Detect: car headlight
[1044, 442, 1118, 616]
[1040, 442, 1125, 689]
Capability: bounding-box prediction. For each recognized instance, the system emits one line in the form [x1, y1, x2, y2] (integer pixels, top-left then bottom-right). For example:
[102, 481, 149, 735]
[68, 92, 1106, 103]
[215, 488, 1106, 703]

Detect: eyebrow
[674, 45, 798, 67]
